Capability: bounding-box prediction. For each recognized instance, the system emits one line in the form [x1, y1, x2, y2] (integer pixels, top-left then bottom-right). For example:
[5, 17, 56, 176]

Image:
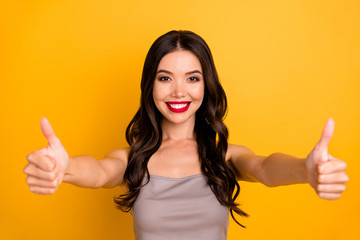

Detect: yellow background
[1, 0, 359, 239]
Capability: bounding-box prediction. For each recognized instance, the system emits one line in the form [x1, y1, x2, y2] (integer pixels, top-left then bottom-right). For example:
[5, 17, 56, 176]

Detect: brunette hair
[114, 30, 248, 227]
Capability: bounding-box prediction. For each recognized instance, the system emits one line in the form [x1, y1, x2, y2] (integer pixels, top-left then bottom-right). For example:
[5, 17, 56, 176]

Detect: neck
[161, 117, 196, 141]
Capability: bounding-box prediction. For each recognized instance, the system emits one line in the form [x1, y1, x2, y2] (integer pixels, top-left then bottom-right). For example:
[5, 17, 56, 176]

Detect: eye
[188, 76, 200, 82]
[158, 76, 170, 81]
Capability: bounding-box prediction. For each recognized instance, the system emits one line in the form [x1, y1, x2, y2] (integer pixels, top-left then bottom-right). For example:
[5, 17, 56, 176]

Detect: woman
[24, 30, 349, 240]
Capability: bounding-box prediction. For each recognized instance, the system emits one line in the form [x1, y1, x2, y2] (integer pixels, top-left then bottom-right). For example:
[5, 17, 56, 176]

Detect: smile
[166, 101, 191, 113]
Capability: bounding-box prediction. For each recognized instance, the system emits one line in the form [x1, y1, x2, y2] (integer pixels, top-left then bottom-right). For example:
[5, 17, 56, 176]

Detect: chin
[161, 114, 195, 125]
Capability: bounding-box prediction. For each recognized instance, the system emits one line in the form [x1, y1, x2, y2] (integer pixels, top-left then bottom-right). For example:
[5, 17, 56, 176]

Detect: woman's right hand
[24, 117, 69, 194]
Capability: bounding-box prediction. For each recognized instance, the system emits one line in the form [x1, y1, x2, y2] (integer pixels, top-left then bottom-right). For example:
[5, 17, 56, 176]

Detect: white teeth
[169, 103, 188, 109]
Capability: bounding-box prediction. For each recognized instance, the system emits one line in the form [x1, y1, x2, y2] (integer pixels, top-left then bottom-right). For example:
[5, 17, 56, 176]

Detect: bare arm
[227, 144, 307, 187]
[227, 118, 349, 200]
[63, 148, 129, 189]
[24, 117, 129, 194]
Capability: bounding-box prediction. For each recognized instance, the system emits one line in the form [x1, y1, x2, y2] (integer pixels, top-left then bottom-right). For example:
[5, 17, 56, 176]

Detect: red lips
[166, 101, 191, 113]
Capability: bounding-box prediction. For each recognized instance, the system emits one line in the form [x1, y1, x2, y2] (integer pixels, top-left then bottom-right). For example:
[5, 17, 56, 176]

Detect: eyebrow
[156, 69, 203, 75]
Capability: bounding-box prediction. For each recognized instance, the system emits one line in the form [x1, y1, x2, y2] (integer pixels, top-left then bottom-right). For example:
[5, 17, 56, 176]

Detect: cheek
[152, 83, 161, 102]
[152, 84, 166, 110]
[190, 83, 205, 101]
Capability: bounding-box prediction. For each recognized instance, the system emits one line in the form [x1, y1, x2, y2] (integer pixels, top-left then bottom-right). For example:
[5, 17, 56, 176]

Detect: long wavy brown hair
[114, 30, 248, 227]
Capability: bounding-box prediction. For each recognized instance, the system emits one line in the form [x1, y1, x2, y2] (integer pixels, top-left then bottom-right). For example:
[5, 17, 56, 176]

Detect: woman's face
[153, 50, 205, 125]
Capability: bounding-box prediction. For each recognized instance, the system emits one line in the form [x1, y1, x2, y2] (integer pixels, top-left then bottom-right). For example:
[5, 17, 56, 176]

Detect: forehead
[157, 50, 202, 72]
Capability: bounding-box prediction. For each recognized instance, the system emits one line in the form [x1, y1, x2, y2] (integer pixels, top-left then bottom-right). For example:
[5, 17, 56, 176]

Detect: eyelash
[188, 77, 199, 82]
[157, 76, 200, 82]
[158, 76, 170, 81]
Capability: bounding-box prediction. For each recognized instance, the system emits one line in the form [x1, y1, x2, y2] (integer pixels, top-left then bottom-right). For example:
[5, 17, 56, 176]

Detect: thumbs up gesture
[24, 117, 69, 194]
[306, 118, 349, 200]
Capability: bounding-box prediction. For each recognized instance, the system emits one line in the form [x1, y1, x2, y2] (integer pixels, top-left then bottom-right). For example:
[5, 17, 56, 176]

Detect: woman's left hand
[305, 118, 349, 200]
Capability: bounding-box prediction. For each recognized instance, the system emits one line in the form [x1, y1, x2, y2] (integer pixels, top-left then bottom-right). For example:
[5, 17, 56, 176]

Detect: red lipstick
[166, 101, 191, 113]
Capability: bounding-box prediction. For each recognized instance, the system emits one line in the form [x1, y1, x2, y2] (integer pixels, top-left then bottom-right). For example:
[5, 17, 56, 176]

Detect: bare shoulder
[226, 143, 255, 161]
[102, 147, 130, 171]
[226, 143, 259, 182]
[98, 147, 130, 188]
[105, 147, 130, 163]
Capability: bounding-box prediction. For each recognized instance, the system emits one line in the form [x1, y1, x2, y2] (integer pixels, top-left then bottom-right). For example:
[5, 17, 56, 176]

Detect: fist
[24, 117, 69, 194]
[306, 118, 349, 200]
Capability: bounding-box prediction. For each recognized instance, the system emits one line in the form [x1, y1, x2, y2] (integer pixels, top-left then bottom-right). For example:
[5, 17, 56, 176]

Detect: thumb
[316, 118, 335, 163]
[318, 118, 335, 149]
[40, 117, 62, 149]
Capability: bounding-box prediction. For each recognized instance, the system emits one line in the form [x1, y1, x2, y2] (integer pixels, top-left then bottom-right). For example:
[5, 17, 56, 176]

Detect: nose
[170, 79, 185, 98]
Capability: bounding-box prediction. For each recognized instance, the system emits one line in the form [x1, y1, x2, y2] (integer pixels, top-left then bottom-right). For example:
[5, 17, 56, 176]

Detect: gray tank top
[132, 174, 229, 240]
